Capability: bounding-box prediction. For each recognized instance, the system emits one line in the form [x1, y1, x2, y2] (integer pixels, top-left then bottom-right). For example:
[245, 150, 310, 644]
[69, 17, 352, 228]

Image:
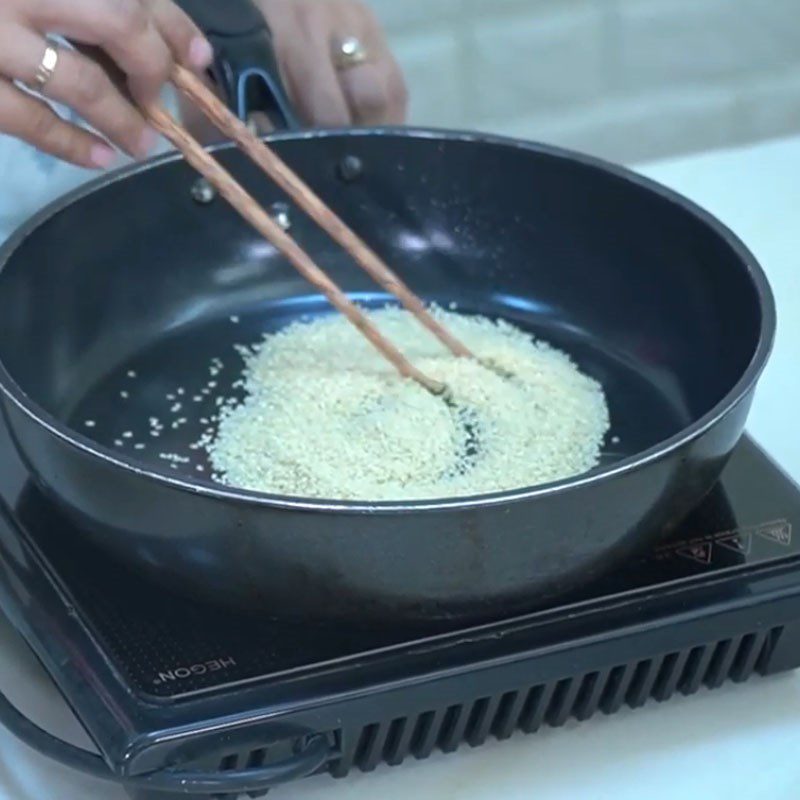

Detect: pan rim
[0, 126, 777, 514]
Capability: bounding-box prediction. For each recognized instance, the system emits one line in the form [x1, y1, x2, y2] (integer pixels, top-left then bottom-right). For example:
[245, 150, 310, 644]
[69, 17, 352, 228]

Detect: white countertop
[1, 134, 799, 800]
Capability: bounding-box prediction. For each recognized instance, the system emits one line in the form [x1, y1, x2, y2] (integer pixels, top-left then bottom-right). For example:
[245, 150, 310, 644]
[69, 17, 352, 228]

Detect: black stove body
[2, 417, 800, 799]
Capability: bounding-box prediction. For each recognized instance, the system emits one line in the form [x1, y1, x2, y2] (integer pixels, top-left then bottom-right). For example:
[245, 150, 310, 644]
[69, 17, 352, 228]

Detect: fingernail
[189, 36, 214, 69]
[90, 144, 116, 170]
[137, 127, 158, 158]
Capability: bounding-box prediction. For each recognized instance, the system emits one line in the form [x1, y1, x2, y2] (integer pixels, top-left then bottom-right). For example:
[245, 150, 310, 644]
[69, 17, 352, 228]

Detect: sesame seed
[159, 452, 189, 463]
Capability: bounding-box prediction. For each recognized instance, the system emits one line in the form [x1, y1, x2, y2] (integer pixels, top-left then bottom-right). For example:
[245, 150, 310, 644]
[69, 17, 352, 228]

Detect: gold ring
[31, 44, 59, 92]
[333, 36, 369, 70]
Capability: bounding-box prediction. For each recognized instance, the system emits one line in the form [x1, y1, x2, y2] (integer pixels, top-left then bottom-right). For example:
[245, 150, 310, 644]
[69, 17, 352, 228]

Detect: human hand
[258, 0, 408, 127]
[0, 0, 213, 169]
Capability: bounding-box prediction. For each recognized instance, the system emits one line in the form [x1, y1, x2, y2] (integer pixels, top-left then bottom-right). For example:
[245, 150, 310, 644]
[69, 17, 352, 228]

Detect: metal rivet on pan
[270, 202, 291, 231]
[191, 178, 216, 205]
[337, 155, 364, 182]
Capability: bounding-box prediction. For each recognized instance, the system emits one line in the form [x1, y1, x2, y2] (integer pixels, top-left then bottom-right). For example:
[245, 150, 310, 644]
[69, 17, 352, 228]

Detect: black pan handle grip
[0, 685, 331, 793]
[175, 0, 301, 130]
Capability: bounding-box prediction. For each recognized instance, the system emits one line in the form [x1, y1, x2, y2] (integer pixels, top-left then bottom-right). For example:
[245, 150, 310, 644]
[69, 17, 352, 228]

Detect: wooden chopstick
[146, 104, 445, 395]
[170, 65, 475, 361]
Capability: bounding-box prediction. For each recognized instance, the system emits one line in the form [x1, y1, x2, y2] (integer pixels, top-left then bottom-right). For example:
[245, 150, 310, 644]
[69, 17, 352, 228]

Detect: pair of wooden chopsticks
[147, 66, 475, 394]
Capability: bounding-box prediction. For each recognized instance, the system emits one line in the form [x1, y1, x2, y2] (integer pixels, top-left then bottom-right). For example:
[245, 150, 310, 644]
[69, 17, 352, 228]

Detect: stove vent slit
[731, 632, 762, 681]
[466, 695, 501, 746]
[679, 643, 714, 694]
[353, 722, 384, 771]
[243, 748, 269, 799]
[410, 709, 443, 759]
[574, 670, 607, 720]
[599, 663, 636, 713]
[434, 704, 463, 752]
[211, 753, 241, 800]
[626, 656, 664, 708]
[546, 676, 583, 726]
[491, 690, 526, 739]
[219, 753, 239, 771]
[383, 717, 412, 765]
[519, 682, 554, 733]
[704, 638, 737, 688]
[652, 650, 689, 701]
[756, 626, 784, 672]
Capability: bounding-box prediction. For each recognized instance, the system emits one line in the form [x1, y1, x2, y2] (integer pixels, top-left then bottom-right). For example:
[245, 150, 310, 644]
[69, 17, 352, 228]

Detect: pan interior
[0, 132, 765, 494]
[64, 294, 684, 486]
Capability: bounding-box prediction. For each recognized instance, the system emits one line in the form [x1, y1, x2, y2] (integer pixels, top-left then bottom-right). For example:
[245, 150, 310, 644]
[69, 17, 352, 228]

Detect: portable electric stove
[2, 416, 800, 800]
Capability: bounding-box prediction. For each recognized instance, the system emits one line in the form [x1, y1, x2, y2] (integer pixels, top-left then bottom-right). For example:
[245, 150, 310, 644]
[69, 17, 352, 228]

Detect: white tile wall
[369, 0, 800, 163]
[482, 84, 741, 164]
[734, 71, 800, 144]
[465, 5, 608, 119]
[368, 0, 462, 33]
[393, 30, 465, 127]
[612, 0, 796, 90]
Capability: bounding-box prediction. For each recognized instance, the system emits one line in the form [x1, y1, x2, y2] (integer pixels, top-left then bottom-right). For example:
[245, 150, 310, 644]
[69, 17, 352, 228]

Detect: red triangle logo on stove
[716, 532, 752, 555]
[755, 521, 792, 547]
[676, 542, 713, 565]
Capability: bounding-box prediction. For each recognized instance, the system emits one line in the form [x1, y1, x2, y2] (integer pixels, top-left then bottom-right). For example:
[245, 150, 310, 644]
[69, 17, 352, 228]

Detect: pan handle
[175, 0, 301, 131]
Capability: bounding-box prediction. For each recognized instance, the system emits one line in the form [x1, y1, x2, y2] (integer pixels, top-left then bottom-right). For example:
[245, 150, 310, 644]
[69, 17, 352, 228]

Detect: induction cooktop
[1, 420, 800, 799]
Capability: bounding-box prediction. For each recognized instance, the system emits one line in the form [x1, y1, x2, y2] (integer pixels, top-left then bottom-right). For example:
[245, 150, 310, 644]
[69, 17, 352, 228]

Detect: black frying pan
[0, 6, 774, 624]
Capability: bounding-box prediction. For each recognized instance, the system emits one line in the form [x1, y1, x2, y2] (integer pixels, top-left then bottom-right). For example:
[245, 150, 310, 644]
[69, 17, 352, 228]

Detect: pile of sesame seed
[205, 307, 611, 501]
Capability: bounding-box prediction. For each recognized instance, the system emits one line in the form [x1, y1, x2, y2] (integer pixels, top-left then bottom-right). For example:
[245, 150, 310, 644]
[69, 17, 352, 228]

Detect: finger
[338, 58, 407, 126]
[71, 43, 134, 98]
[0, 78, 115, 169]
[0, 28, 152, 157]
[277, 9, 352, 127]
[26, 0, 173, 103]
[339, 2, 408, 125]
[146, 0, 213, 69]
[382, 57, 409, 124]
[175, 72, 228, 143]
[337, 63, 386, 126]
